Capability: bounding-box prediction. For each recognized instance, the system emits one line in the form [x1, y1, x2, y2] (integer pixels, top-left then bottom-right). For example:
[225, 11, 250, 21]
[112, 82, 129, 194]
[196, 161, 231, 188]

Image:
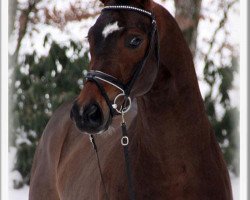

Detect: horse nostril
[71, 101, 104, 133]
[86, 104, 98, 116]
[84, 103, 103, 127]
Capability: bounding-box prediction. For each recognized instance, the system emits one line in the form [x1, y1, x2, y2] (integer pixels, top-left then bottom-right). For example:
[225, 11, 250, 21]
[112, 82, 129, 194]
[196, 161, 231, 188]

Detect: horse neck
[119, 5, 232, 198]
[135, 64, 210, 146]
[133, 6, 211, 155]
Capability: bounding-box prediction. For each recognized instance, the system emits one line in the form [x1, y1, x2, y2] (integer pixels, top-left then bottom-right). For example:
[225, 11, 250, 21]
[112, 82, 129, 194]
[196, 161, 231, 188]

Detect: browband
[103, 5, 153, 18]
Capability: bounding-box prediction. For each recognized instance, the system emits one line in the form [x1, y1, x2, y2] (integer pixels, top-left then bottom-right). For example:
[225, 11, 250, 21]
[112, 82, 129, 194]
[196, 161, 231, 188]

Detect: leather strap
[86, 6, 160, 200]
[85, 15, 158, 115]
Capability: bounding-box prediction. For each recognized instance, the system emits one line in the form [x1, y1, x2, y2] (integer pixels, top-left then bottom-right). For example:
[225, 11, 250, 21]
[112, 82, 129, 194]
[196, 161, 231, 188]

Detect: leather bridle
[86, 5, 159, 200]
[85, 5, 159, 117]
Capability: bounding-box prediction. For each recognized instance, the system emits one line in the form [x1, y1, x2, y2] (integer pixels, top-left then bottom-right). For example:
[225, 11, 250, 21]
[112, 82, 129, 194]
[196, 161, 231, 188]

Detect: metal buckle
[121, 136, 129, 146]
[112, 93, 132, 114]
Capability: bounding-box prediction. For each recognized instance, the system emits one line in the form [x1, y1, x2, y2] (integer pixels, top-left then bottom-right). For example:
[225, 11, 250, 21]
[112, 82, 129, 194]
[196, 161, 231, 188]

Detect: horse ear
[133, 0, 152, 8]
[99, 0, 152, 7]
[99, 0, 109, 5]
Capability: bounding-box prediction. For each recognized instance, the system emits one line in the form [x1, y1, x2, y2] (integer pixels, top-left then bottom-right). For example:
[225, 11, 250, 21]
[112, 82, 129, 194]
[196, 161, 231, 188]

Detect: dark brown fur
[29, 0, 233, 199]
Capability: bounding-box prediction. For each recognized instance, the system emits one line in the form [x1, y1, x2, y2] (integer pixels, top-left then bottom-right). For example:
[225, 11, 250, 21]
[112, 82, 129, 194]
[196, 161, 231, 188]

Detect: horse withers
[29, 0, 233, 199]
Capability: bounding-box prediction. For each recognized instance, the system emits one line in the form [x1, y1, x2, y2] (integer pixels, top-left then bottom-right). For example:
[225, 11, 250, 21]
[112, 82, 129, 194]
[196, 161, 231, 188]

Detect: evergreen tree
[11, 37, 89, 186]
[203, 56, 239, 175]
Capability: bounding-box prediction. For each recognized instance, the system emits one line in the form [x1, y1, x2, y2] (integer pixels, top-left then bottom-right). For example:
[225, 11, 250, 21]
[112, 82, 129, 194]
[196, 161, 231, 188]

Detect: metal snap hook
[112, 93, 132, 114]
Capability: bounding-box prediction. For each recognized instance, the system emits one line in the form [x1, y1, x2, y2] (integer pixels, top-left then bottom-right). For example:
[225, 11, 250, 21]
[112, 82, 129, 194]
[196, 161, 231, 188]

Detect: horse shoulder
[29, 100, 74, 200]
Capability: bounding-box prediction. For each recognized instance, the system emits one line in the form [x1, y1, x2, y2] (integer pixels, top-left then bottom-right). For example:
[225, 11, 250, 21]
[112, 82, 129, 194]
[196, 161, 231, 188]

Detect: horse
[29, 0, 233, 199]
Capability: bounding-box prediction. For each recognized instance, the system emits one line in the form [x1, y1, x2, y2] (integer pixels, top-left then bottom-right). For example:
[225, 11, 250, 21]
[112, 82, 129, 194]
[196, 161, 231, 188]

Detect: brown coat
[29, 1, 233, 199]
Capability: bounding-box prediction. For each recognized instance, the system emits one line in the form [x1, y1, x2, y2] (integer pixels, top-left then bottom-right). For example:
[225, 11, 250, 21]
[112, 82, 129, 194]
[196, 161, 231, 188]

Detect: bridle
[85, 5, 159, 117]
[85, 5, 159, 200]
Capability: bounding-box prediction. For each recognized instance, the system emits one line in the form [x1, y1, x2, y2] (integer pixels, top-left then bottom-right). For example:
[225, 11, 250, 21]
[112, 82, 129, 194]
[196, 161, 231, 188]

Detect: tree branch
[203, 0, 237, 65]
[174, 0, 202, 55]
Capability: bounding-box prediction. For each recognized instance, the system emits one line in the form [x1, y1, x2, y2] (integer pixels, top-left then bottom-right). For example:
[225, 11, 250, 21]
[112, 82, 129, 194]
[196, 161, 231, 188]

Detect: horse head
[70, 0, 159, 134]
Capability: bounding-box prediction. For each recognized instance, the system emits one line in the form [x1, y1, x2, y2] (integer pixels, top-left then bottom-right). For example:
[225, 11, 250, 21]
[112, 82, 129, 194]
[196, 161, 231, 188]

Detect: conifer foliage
[11, 38, 89, 186]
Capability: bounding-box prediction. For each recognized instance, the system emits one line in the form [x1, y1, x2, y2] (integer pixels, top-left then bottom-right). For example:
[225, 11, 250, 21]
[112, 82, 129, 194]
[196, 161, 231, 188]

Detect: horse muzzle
[70, 101, 108, 134]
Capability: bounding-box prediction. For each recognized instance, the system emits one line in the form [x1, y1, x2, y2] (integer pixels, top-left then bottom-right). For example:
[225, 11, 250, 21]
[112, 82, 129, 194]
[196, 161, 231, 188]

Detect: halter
[86, 5, 159, 200]
[85, 5, 159, 116]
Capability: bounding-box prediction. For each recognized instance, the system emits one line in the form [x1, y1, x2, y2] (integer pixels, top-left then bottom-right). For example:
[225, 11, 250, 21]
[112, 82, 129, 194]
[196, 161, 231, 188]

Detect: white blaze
[102, 21, 123, 38]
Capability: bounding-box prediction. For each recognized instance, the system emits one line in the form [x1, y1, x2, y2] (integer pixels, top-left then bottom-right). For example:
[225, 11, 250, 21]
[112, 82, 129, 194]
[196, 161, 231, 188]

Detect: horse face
[71, 1, 158, 134]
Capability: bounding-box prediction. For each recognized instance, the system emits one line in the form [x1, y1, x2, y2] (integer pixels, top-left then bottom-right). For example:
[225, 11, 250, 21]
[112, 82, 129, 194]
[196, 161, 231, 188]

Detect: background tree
[13, 40, 89, 186]
[9, 0, 239, 188]
[9, 0, 100, 187]
[173, 0, 239, 175]
[174, 0, 202, 55]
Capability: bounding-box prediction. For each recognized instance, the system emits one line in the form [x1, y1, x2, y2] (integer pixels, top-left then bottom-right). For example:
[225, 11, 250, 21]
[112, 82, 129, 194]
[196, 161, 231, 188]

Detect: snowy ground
[9, 185, 29, 200]
[231, 173, 240, 200]
[9, 147, 240, 200]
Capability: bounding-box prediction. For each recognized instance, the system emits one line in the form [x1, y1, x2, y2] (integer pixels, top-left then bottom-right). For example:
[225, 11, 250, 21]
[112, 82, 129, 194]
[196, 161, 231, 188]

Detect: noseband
[85, 5, 159, 116]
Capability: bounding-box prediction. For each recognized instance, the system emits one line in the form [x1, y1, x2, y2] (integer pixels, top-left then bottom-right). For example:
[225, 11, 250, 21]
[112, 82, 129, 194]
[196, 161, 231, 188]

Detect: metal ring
[112, 93, 132, 114]
[121, 136, 129, 146]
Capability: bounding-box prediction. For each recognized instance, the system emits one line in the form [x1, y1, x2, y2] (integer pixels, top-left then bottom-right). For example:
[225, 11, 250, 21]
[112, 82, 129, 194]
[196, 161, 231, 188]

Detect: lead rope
[89, 102, 135, 200]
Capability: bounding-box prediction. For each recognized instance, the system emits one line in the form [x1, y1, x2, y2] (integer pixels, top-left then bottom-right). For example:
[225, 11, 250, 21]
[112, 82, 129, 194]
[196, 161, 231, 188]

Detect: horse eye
[129, 37, 142, 48]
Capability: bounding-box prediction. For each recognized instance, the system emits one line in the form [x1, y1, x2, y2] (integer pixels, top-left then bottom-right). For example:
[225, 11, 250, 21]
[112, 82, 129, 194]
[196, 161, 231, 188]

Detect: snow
[9, 185, 30, 200]
[9, 147, 30, 200]
[231, 173, 240, 200]
[10, 0, 100, 62]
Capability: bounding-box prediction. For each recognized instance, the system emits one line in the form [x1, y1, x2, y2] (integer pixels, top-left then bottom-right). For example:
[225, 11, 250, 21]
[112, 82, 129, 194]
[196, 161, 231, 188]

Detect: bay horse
[29, 0, 233, 199]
